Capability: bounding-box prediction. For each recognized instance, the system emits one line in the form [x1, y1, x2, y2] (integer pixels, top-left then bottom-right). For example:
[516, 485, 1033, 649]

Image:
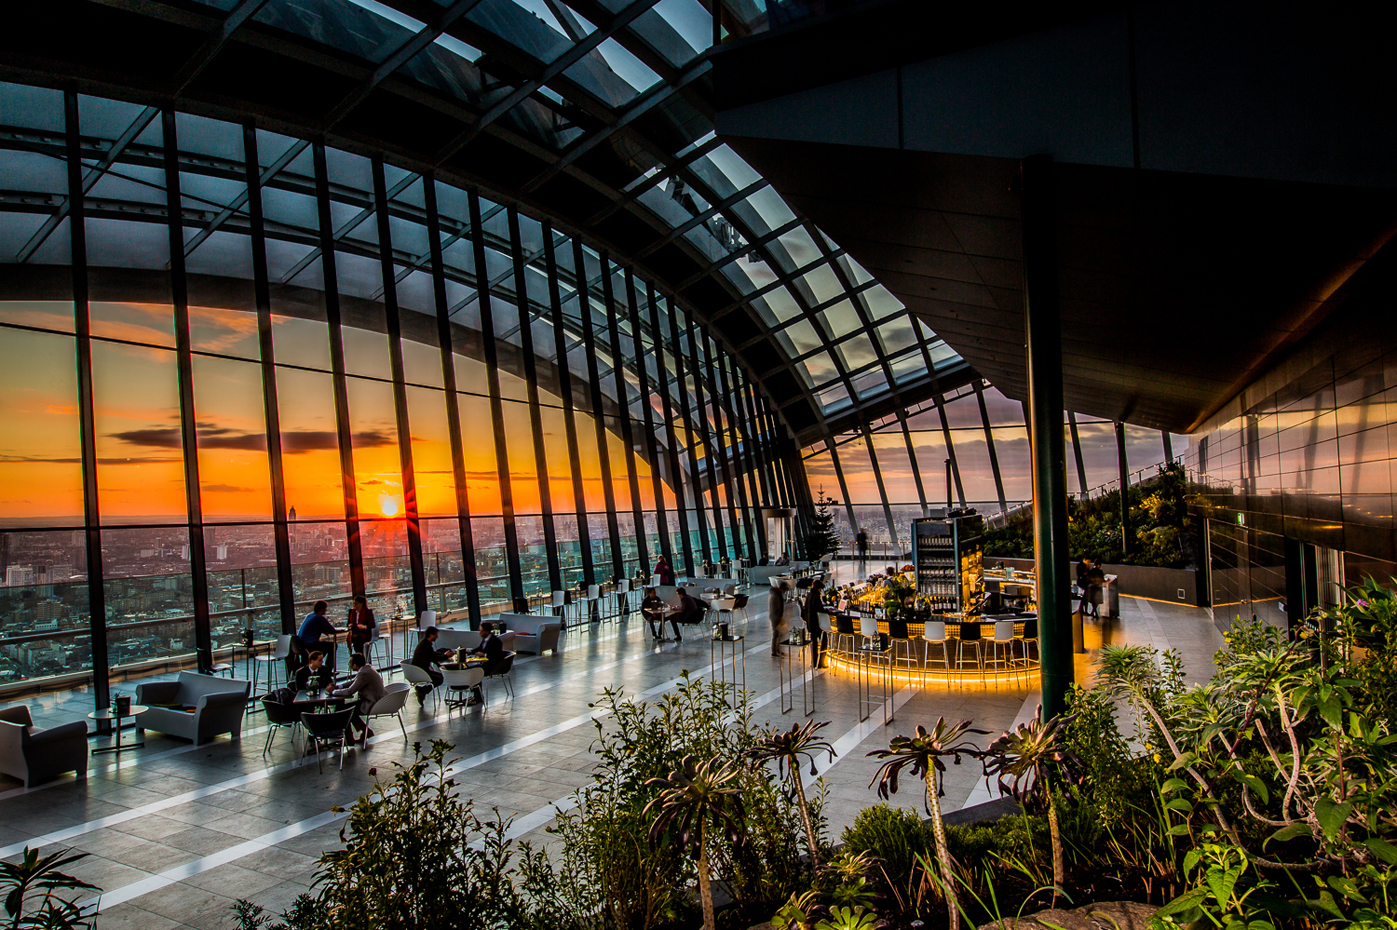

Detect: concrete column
[1021, 155, 1074, 720]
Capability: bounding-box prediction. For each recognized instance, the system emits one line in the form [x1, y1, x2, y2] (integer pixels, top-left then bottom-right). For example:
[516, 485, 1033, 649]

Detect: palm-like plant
[981, 710, 1082, 902]
[0, 846, 100, 929]
[747, 719, 837, 869]
[644, 755, 747, 930]
[868, 718, 986, 930]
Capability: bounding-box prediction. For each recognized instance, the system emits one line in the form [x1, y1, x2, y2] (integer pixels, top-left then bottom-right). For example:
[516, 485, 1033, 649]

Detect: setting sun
[378, 494, 401, 518]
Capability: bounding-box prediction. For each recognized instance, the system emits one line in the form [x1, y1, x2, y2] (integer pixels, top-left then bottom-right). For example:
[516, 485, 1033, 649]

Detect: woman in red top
[346, 595, 376, 653]
[654, 555, 675, 586]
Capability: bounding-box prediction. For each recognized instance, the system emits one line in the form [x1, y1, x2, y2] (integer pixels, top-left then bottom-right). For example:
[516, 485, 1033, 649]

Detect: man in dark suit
[294, 651, 335, 692]
[463, 622, 506, 705]
[410, 627, 453, 706]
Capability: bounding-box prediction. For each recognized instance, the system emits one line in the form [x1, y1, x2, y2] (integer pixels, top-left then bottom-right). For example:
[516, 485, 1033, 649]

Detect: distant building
[4, 565, 34, 586]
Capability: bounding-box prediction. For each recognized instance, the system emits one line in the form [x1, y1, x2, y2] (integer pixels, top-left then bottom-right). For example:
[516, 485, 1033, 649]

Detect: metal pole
[1022, 154, 1073, 721]
[1115, 421, 1130, 557]
[944, 459, 952, 513]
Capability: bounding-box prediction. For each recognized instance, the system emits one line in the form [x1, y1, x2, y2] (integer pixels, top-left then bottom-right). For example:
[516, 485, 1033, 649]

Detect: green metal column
[1021, 154, 1073, 721]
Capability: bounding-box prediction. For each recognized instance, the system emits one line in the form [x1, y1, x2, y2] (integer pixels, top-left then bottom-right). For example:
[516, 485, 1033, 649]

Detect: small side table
[709, 634, 746, 706]
[856, 642, 894, 725]
[88, 705, 148, 755]
[778, 637, 814, 716]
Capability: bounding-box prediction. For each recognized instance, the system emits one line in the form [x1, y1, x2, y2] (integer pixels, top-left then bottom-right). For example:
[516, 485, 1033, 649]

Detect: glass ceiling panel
[864, 285, 905, 322]
[773, 226, 821, 273]
[835, 332, 878, 372]
[467, 0, 574, 64]
[255, 0, 416, 63]
[889, 350, 926, 383]
[653, 0, 711, 55]
[801, 263, 844, 305]
[815, 300, 862, 341]
[83, 0, 969, 439]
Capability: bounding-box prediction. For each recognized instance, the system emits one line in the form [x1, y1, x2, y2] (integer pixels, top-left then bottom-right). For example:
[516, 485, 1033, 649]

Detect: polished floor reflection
[0, 584, 1223, 930]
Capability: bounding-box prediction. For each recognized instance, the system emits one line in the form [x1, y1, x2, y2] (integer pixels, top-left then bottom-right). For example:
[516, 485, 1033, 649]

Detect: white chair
[615, 578, 631, 620]
[551, 590, 566, 625]
[400, 660, 440, 711]
[858, 614, 881, 650]
[988, 619, 1018, 673]
[712, 596, 738, 629]
[363, 682, 411, 741]
[443, 666, 485, 709]
[252, 634, 292, 693]
[586, 584, 601, 623]
[419, 610, 437, 630]
[922, 621, 952, 684]
[817, 611, 834, 658]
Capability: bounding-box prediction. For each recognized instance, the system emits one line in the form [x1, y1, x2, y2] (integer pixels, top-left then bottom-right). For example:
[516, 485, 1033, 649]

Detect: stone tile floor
[1, 575, 1225, 929]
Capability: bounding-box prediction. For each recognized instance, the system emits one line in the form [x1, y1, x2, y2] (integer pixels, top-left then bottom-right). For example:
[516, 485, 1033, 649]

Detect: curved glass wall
[0, 83, 799, 704]
[7, 0, 967, 445]
[802, 382, 1192, 554]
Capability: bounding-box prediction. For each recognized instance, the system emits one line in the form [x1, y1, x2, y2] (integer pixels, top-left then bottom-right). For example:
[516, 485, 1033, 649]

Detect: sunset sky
[0, 301, 680, 528]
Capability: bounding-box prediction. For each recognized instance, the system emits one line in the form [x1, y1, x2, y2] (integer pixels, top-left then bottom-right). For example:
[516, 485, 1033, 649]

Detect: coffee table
[88, 704, 148, 755]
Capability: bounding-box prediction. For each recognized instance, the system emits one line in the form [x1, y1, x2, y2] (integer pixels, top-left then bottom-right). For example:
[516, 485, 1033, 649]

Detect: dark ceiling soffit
[707, 0, 1124, 111]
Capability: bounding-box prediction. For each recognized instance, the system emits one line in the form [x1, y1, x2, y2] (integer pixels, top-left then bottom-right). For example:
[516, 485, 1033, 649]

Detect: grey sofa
[0, 705, 89, 787]
[135, 671, 251, 744]
[498, 613, 561, 654]
[427, 628, 516, 655]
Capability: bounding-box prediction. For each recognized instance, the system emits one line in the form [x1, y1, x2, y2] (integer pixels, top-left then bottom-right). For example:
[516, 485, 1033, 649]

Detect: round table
[89, 704, 148, 755]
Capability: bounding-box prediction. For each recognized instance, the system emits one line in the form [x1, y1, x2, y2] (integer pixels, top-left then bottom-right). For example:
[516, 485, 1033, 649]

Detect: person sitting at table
[330, 652, 385, 747]
[666, 587, 707, 641]
[470, 622, 506, 672]
[452, 622, 504, 705]
[642, 587, 678, 641]
[346, 595, 376, 655]
[410, 627, 454, 706]
[298, 600, 345, 671]
[294, 651, 335, 692]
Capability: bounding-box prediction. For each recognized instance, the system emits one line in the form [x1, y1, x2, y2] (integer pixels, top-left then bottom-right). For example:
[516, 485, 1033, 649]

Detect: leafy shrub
[839, 804, 932, 902]
[515, 674, 810, 930]
[234, 740, 521, 930]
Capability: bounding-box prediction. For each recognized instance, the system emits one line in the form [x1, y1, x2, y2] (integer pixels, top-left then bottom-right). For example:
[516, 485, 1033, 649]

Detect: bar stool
[833, 614, 857, 659]
[888, 619, 917, 677]
[988, 619, 1018, 674]
[616, 579, 631, 621]
[921, 620, 952, 685]
[551, 590, 567, 626]
[817, 611, 834, 659]
[955, 621, 986, 686]
[586, 584, 601, 623]
[858, 614, 881, 650]
[251, 634, 292, 694]
[1017, 616, 1039, 663]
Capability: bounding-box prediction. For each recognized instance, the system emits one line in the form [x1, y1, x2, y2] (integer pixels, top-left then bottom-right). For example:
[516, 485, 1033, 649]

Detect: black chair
[300, 706, 355, 773]
[485, 652, 516, 700]
[261, 697, 300, 757]
[955, 621, 986, 685]
[888, 619, 917, 675]
[1018, 617, 1039, 663]
[834, 614, 857, 657]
